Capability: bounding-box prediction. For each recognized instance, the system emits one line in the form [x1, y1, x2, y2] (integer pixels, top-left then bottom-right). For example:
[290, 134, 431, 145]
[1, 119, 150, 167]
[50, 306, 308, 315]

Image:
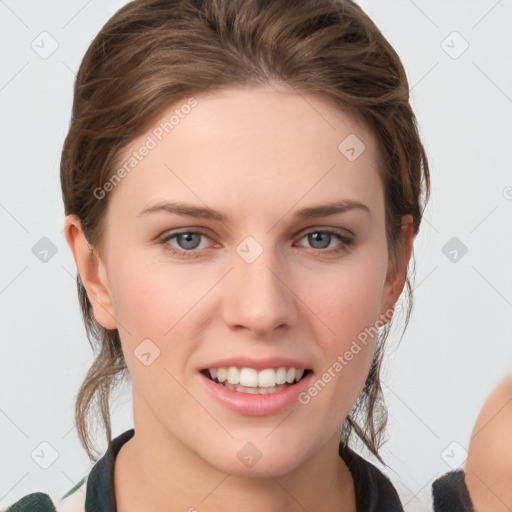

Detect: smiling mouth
[200, 367, 313, 395]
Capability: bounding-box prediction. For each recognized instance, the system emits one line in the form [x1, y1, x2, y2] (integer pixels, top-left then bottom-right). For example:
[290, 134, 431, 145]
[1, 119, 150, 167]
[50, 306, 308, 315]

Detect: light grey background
[1, 1, 511, 510]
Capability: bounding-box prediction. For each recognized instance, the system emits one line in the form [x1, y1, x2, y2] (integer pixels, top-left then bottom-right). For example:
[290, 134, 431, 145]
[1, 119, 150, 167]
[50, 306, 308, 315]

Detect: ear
[63, 214, 118, 330]
[381, 214, 414, 322]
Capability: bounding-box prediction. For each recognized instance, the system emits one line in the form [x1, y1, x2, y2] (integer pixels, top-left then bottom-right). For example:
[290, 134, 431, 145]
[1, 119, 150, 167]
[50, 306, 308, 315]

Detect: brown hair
[61, 0, 430, 463]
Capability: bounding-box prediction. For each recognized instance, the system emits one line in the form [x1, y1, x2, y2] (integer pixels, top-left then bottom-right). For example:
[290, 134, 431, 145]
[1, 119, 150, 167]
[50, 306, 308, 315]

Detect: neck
[114, 423, 356, 512]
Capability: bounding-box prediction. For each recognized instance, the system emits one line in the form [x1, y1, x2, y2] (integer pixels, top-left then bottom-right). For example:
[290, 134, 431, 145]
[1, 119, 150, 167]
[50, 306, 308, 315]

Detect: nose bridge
[222, 236, 297, 336]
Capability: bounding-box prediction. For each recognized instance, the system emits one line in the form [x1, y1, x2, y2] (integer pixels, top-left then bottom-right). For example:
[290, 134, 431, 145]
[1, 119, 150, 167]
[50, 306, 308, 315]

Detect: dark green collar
[84, 428, 404, 512]
[85, 428, 135, 512]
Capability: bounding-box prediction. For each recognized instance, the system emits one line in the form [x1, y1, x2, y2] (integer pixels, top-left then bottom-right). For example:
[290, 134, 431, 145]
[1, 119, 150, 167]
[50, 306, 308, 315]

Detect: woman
[4, 0, 473, 510]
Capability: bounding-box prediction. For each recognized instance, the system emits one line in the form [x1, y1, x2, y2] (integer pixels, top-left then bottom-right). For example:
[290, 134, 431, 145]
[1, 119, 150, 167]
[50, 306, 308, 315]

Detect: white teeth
[205, 366, 307, 388]
[239, 385, 259, 394]
[239, 368, 258, 387]
[258, 368, 276, 387]
[225, 382, 289, 394]
[216, 367, 227, 382]
[276, 367, 287, 385]
[227, 367, 239, 384]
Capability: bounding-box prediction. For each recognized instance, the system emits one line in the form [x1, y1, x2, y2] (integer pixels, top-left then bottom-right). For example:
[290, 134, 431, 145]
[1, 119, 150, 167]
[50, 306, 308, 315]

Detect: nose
[221, 244, 298, 338]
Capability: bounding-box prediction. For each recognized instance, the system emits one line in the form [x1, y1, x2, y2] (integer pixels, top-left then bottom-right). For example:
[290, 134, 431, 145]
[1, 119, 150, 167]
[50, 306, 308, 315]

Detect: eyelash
[158, 228, 354, 259]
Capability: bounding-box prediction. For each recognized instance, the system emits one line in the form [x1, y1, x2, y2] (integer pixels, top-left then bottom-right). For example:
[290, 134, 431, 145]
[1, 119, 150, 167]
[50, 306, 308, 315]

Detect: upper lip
[200, 356, 312, 371]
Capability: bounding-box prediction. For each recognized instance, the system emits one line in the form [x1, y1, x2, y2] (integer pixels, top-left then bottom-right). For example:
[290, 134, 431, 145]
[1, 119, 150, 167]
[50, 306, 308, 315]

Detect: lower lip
[197, 371, 314, 416]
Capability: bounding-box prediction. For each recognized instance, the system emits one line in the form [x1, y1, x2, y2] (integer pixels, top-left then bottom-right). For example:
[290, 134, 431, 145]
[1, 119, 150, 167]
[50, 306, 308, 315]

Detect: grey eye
[176, 232, 202, 250]
[307, 232, 332, 249]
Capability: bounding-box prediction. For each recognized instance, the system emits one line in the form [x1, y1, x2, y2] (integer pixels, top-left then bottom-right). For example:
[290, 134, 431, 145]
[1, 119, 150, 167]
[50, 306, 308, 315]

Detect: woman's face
[75, 84, 408, 476]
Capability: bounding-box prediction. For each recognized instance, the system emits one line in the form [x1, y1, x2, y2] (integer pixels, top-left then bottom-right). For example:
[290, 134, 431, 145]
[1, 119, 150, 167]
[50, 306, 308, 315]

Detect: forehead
[106, 84, 383, 222]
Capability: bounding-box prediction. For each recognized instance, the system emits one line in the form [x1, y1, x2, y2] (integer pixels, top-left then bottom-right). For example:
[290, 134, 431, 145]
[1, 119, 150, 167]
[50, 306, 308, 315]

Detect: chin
[198, 434, 312, 478]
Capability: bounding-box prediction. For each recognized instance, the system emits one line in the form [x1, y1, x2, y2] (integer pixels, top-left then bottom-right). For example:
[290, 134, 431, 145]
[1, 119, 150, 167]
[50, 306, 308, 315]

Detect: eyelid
[294, 227, 354, 250]
[159, 226, 353, 243]
[159, 228, 217, 248]
[159, 226, 354, 257]
[297, 225, 354, 239]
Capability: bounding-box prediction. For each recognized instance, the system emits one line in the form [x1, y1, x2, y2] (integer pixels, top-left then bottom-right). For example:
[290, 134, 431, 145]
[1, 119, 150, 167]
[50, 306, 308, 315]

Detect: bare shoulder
[464, 376, 512, 512]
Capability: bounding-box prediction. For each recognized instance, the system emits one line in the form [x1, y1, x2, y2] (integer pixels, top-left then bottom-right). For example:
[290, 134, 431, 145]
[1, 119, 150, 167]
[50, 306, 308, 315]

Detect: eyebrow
[136, 199, 370, 223]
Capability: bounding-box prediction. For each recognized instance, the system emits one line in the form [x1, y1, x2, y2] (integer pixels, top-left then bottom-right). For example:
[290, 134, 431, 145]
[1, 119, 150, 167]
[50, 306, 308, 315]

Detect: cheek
[107, 258, 200, 411]
[106, 253, 221, 374]
[299, 256, 387, 415]
[109, 263, 170, 336]
[307, 255, 387, 340]
[107, 250, 210, 334]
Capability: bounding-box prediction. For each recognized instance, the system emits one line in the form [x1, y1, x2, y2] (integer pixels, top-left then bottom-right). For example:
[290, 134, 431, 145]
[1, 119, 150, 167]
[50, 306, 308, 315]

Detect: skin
[65, 83, 413, 512]
[464, 376, 512, 512]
